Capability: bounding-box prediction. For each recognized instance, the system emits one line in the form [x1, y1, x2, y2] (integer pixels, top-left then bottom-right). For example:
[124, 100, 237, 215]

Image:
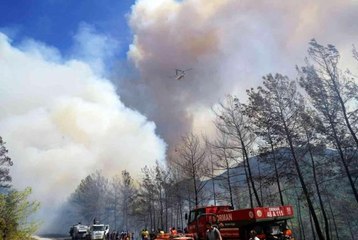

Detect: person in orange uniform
[170, 227, 178, 236]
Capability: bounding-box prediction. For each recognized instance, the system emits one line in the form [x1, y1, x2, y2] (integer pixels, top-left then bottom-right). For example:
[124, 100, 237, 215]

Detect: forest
[53, 40, 358, 240]
[1, 40, 358, 240]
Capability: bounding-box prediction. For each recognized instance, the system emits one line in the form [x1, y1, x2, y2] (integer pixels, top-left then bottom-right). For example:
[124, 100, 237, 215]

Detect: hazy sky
[1, 0, 358, 229]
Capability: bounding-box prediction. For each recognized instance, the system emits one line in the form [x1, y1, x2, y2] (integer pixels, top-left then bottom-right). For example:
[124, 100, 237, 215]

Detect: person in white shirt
[206, 222, 222, 240]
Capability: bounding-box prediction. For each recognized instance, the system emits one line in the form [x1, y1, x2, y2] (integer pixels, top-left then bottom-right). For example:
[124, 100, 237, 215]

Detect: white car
[70, 224, 89, 240]
[90, 224, 109, 240]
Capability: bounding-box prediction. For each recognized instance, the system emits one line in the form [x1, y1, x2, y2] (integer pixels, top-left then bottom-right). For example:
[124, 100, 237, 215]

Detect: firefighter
[249, 230, 259, 240]
[141, 228, 149, 240]
[206, 222, 222, 240]
[170, 227, 178, 236]
[282, 227, 293, 239]
[149, 229, 156, 240]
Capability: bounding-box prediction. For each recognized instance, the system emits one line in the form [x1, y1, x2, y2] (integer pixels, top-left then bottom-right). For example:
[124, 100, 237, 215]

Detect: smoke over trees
[50, 40, 358, 240]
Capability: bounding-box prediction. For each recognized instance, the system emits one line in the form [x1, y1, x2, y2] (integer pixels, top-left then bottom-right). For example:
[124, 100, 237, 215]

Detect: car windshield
[93, 226, 105, 231]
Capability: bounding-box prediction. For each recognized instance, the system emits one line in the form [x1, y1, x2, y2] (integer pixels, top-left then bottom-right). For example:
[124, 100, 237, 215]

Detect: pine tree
[174, 133, 208, 207]
[0, 136, 13, 188]
[298, 39, 358, 202]
[213, 96, 262, 207]
[70, 171, 109, 222]
[247, 74, 325, 240]
[0, 188, 40, 240]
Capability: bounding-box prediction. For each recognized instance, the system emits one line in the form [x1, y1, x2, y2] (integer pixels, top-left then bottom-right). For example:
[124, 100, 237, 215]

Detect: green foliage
[0, 187, 40, 240]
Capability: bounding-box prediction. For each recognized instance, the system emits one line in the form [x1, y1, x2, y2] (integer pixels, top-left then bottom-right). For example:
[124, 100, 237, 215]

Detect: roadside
[33, 235, 69, 240]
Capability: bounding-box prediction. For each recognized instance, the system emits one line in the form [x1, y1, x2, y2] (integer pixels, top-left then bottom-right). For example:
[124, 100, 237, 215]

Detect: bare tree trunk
[114, 194, 118, 230]
[282, 117, 325, 240]
[328, 113, 358, 202]
[309, 211, 317, 240]
[179, 200, 183, 230]
[209, 138, 235, 207]
[164, 193, 168, 231]
[296, 195, 305, 240]
[213, 97, 261, 207]
[176, 133, 207, 208]
[151, 203, 155, 230]
[268, 134, 285, 206]
[210, 156, 217, 205]
[2, 229, 7, 240]
[322, 50, 358, 155]
[306, 139, 330, 240]
[243, 154, 253, 208]
[346, 218, 355, 240]
[303, 42, 358, 203]
[257, 160, 263, 205]
[240, 137, 262, 207]
[327, 198, 339, 240]
[193, 174, 199, 207]
[225, 157, 234, 207]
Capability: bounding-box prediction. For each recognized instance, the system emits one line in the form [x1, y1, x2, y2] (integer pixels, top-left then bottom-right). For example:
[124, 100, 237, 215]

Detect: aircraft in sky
[173, 68, 192, 80]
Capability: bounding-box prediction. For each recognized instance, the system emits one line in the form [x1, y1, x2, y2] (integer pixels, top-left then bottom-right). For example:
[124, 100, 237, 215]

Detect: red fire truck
[185, 205, 294, 240]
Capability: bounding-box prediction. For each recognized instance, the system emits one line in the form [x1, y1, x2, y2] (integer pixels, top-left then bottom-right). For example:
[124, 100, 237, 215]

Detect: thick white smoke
[120, 0, 358, 147]
[0, 32, 166, 226]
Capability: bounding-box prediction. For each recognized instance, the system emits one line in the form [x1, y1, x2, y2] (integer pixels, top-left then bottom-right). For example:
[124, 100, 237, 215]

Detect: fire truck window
[188, 212, 196, 223]
[261, 221, 287, 236]
[253, 226, 264, 234]
[188, 209, 205, 223]
[271, 225, 280, 235]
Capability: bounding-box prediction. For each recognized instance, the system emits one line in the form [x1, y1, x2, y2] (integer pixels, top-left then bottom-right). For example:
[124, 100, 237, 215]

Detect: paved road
[34, 236, 70, 240]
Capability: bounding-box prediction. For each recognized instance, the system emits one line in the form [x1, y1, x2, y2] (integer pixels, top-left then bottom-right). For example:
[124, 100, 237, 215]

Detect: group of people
[139, 223, 263, 240]
[140, 227, 189, 240]
[108, 230, 133, 240]
[140, 227, 180, 240]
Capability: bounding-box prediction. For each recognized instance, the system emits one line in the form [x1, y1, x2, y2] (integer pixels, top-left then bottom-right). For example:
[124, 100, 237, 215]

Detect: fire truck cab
[186, 205, 294, 240]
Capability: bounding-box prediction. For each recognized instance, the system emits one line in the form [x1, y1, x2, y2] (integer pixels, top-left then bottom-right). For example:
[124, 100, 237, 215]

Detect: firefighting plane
[172, 68, 192, 80]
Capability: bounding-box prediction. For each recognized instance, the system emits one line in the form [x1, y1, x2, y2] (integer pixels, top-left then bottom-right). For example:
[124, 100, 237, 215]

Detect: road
[33, 235, 70, 240]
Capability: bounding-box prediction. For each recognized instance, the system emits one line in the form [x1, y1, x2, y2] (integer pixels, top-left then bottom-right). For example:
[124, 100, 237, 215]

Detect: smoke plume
[119, 0, 358, 149]
[0, 32, 166, 229]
